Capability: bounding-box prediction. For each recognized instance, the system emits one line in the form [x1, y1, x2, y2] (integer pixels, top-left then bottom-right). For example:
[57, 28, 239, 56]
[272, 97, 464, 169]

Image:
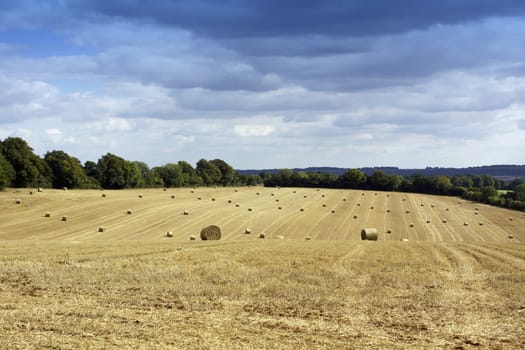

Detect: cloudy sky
[0, 0, 524, 169]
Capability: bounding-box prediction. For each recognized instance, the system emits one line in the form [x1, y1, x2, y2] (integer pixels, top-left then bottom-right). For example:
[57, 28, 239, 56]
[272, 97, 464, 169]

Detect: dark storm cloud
[67, 0, 525, 38]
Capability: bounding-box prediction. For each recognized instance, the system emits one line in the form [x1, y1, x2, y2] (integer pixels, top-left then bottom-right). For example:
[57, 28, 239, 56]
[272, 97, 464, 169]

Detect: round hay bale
[370, 206, 374, 209]
[322, 204, 327, 207]
[138, 194, 143, 198]
[475, 208, 479, 211]
[386, 209, 391, 213]
[305, 236, 311, 240]
[271, 193, 275, 196]
[171, 195, 175, 199]
[410, 223, 415, 227]
[464, 222, 469, 226]
[183, 210, 189, 215]
[458, 201, 462, 204]
[361, 193, 365, 196]
[228, 199, 232, 203]
[321, 194, 325, 197]
[356, 203, 360, 206]
[509, 217, 513, 221]
[166, 231, 173, 237]
[300, 208, 304, 212]
[442, 219, 447, 223]
[479, 222, 484, 226]
[191, 189, 195, 193]
[406, 210, 410, 214]
[200, 225, 221, 240]
[343, 198, 347, 201]
[63, 187, 68, 191]
[190, 235, 196, 240]
[304, 195, 307, 198]
[387, 194, 390, 197]
[44, 212, 51, 217]
[420, 203, 425, 207]
[426, 220, 431, 224]
[293, 190, 297, 194]
[508, 234, 514, 239]
[102, 193, 106, 198]
[401, 238, 409, 242]
[275, 199, 279, 202]
[244, 228, 252, 234]
[211, 198, 215, 201]
[126, 209, 133, 215]
[248, 207, 253, 211]
[387, 229, 392, 234]
[331, 209, 336, 213]
[446, 208, 449, 211]
[374, 193, 378, 196]
[256, 192, 260, 195]
[29, 191, 33, 195]
[474, 212, 479, 215]
[15, 199, 22, 204]
[61, 216, 68, 222]
[353, 215, 358, 219]
[431, 204, 435, 208]
[38, 188, 43, 192]
[235, 203, 240, 207]
[163, 188, 167, 191]
[235, 189, 238, 192]
[275, 235, 284, 239]
[259, 233, 266, 239]
[361, 228, 378, 241]
[197, 196, 202, 200]
[99, 227, 105, 233]
[278, 206, 282, 210]
[402, 198, 406, 201]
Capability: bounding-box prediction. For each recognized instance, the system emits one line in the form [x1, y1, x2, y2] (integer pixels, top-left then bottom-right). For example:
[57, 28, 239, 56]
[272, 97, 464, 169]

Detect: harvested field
[0, 187, 524, 349]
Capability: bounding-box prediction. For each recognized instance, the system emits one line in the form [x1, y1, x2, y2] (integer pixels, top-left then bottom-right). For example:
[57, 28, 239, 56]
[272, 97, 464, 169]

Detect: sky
[0, 0, 524, 169]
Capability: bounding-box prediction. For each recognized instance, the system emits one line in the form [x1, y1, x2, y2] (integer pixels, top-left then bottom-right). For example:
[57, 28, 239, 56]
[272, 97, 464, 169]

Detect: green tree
[0, 152, 15, 190]
[481, 185, 498, 202]
[514, 184, 525, 201]
[340, 169, 367, 188]
[1, 137, 52, 187]
[196, 159, 221, 185]
[178, 161, 202, 186]
[210, 159, 235, 186]
[44, 150, 88, 189]
[153, 163, 183, 187]
[435, 175, 453, 194]
[96, 153, 142, 189]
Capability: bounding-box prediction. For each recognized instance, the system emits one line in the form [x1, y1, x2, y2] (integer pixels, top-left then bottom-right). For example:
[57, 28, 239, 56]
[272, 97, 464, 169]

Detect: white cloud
[233, 124, 275, 137]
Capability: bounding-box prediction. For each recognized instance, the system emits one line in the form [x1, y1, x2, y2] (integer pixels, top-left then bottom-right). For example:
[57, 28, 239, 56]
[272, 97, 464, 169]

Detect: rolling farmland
[0, 187, 524, 349]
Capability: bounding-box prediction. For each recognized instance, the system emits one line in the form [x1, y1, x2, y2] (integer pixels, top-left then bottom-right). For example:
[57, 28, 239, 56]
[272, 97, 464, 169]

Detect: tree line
[0, 137, 262, 190]
[262, 168, 525, 211]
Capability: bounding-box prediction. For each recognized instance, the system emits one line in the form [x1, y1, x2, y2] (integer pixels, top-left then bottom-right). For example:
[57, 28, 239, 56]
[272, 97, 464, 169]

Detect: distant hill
[237, 165, 525, 180]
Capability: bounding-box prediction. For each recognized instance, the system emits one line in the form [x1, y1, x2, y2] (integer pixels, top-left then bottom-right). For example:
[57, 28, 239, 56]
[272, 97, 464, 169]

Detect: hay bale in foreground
[166, 231, 173, 237]
[200, 225, 221, 240]
[361, 228, 378, 241]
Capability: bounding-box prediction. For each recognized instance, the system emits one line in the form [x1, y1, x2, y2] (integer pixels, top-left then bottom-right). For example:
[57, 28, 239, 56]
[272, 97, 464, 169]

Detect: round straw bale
[163, 188, 167, 191]
[343, 198, 347, 201]
[197, 196, 202, 200]
[386, 209, 391, 212]
[99, 227, 105, 233]
[509, 217, 513, 221]
[464, 222, 468, 226]
[190, 235, 196, 240]
[166, 231, 173, 237]
[446, 208, 449, 211]
[275, 199, 279, 202]
[278, 206, 282, 210]
[387, 229, 392, 234]
[474, 208, 479, 211]
[271, 193, 275, 196]
[387, 194, 390, 197]
[200, 225, 221, 240]
[374, 193, 378, 196]
[15, 199, 22, 204]
[474, 212, 479, 215]
[29, 191, 33, 195]
[293, 190, 297, 193]
[300, 208, 304, 212]
[420, 203, 424, 207]
[63, 187, 68, 191]
[479, 222, 484, 226]
[183, 210, 189, 215]
[138, 194, 143, 198]
[211, 198, 215, 201]
[126, 209, 133, 214]
[102, 193, 106, 198]
[256, 192, 260, 195]
[331, 209, 336, 213]
[305, 236, 311, 240]
[259, 233, 266, 239]
[458, 201, 462, 204]
[370, 206, 374, 209]
[228, 199, 232, 203]
[61, 215, 68, 222]
[356, 203, 360, 206]
[244, 228, 252, 234]
[304, 195, 307, 198]
[191, 189, 195, 193]
[410, 223, 415, 227]
[508, 234, 514, 239]
[171, 195, 175, 199]
[361, 193, 365, 196]
[235, 189, 238, 192]
[426, 220, 430, 224]
[431, 204, 435, 208]
[442, 219, 447, 223]
[406, 210, 410, 214]
[38, 187, 43, 192]
[321, 194, 326, 198]
[248, 207, 253, 211]
[322, 204, 327, 207]
[235, 203, 240, 207]
[275, 235, 285, 239]
[361, 228, 378, 241]
[401, 238, 409, 242]
[402, 198, 406, 201]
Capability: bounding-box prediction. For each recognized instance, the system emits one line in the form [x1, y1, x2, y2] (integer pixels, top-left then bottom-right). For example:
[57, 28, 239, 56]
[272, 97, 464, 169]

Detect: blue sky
[0, 0, 524, 169]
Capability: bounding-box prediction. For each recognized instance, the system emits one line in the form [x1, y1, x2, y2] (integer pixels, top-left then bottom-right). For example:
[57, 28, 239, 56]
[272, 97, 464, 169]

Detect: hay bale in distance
[353, 215, 358, 219]
[305, 236, 311, 240]
[228, 199, 232, 203]
[44, 212, 51, 217]
[442, 219, 447, 223]
[508, 234, 514, 239]
[387, 229, 392, 234]
[63, 187, 68, 191]
[331, 209, 336, 213]
[300, 208, 304, 212]
[361, 228, 378, 241]
[38, 188, 43, 192]
[275, 235, 285, 239]
[197, 196, 202, 200]
[235, 203, 240, 207]
[163, 188, 167, 191]
[304, 195, 307, 198]
[386, 209, 391, 212]
[406, 210, 410, 214]
[190, 235, 196, 240]
[278, 206, 282, 210]
[464, 222, 469, 226]
[183, 210, 189, 215]
[321, 194, 325, 197]
[138, 194, 143, 198]
[102, 193, 106, 198]
[171, 195, 175, 199]
[370, 206, 374, 209]
[357, 203, 360, 206]
[99, 227, 105, 233]
[244, 228, 252, 234]
[322, 204, 327, 207]
[446, 208, 449, 211]
[248, 207, 253, 211]
[343, 198, 347, 201]
[509, 217, 513, 221]
[275, 199, 279, 202]
[259, 233, 266, 239]
[256, 192, 260, 195]
[200, 225, 221, 240]
[479, 222, 484, 226]
[426, 220, 431, 223]
[126, 209, 133, 215]
[410, 223, 415, 227]
[166, 231, 173, 237]
[401, 238, 409, 242]
[61, 216, 68, 222]
[211, 198, 215, 201]
[15, 199, 22, 204]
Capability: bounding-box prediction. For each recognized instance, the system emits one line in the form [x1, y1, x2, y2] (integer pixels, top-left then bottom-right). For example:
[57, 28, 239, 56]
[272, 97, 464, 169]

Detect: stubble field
[0, 187, 524, 349]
